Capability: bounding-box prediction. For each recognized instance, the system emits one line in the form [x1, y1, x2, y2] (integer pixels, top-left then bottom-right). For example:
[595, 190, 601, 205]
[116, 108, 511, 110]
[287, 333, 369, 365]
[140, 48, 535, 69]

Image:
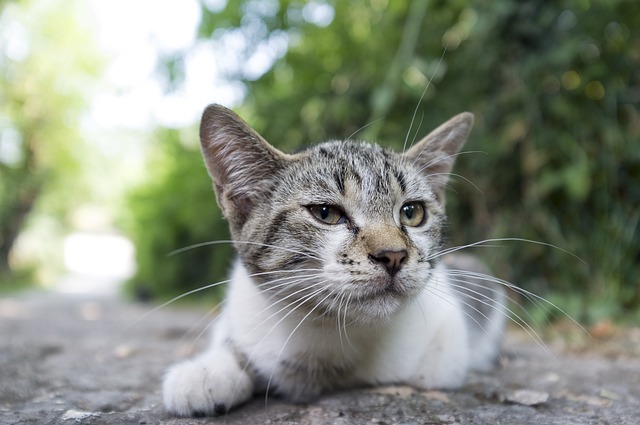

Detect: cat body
[162, 105, 506, 416]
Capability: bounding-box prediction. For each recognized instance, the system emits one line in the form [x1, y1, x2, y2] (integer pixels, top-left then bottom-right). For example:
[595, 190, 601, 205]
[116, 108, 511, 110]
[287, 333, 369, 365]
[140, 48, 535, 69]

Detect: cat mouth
[356, 276, 408, 301]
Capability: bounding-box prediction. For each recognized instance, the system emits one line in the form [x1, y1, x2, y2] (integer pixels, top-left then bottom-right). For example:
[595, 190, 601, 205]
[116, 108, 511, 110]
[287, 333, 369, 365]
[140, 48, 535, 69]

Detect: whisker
[426, 171, 483, 194]
[428, 238, 586, 264]
[254, 273, 326, 306]
[328, 289, 358, 353]
[341, 292, 357, 353]
[249, 280, 328, 331]
[175, 301, 226, 356]
[168, 239, 323, 262]
[433, 281, 504, 345]
[448, 271, 546, 321]
[264, 289, 336, 405]
[408, 149, 486, 193]
[411, 150, 483, 176]
[445, 271, 512, 300]
[335, 291, 347, 354]
[253, 270, 324, 293]
[127, 279, 231, 330]
[131, 269, 321, 330]
[402, 45, 449, 155]
[235, 283, 332, 406]
[448, 269, 589, 336]
[408, 111, 425, 153]
[427, 244, 503, 261]
[346, 117, 385, 141]
[423, 275, 494, 334]
[428, 278, 555, 362]
[411, 294, 430, 329]
[443, 278, 529, 344]
[225, 283, 329, 407]
[246, 284, 330, 354]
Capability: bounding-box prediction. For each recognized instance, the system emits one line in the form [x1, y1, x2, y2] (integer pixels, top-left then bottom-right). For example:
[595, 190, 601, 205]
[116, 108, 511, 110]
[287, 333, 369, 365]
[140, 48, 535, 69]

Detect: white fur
[467, 287, 507, 372]
[163, 260, 471, 416]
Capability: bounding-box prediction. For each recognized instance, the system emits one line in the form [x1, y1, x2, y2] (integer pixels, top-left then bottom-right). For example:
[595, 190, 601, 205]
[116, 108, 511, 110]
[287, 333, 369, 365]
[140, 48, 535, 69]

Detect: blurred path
[1, 284, 639, 424]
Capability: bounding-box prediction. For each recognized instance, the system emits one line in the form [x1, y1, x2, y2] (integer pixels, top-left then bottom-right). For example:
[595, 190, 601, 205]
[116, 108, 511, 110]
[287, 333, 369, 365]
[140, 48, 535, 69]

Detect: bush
[124, 128, 232, 303]
[127, 0, 639, 322]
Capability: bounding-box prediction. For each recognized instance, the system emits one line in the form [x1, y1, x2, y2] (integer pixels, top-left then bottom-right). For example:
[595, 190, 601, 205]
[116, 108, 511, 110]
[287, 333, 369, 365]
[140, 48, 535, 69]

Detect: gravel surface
[1, 287, 639, 425]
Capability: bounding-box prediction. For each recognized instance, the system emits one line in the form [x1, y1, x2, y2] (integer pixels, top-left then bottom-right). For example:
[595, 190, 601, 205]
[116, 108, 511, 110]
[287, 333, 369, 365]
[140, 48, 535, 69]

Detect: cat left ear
[199, 104, 288, 226]
[403, 112, 474, 199]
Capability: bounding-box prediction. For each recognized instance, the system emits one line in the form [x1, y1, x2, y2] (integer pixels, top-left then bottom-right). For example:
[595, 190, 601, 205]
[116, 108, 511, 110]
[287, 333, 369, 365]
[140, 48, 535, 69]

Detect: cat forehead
[282, 139, 434, 203]
[310, 139, 385, 156]
[301, 140, 399, 171]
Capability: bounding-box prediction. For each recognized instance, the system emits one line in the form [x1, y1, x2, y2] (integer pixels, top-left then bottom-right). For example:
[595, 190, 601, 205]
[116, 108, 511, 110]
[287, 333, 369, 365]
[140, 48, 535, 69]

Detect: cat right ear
[199, 104, 287, 223]
[403, 112, 474, 201]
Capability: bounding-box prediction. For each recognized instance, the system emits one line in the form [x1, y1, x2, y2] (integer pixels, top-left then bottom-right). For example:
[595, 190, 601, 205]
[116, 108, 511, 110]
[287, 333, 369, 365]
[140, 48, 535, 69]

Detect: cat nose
[369, 249, 408, 276]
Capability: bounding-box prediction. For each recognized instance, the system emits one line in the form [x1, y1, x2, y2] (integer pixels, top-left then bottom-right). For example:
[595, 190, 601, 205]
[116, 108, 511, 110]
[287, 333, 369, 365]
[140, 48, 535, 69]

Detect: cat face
[200, 105, 473, 323]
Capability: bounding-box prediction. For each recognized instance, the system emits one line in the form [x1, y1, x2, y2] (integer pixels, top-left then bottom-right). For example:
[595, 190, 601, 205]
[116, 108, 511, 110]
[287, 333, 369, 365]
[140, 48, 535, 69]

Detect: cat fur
[162, 105, 506, 416]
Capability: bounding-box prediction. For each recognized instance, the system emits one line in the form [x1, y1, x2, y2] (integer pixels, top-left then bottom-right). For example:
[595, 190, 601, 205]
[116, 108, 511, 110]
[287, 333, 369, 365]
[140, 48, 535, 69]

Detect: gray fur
[200, 102, 503, 341]
[162, 104, 506, 417]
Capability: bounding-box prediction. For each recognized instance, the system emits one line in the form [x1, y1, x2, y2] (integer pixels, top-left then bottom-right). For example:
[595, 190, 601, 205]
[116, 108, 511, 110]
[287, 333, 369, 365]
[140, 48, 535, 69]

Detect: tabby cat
[162, 104, 506, 417]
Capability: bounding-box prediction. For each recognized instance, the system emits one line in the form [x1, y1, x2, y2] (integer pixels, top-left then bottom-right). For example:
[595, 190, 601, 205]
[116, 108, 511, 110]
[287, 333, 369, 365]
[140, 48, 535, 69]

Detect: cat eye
[400, 202, 426, 227]
[308, 205, 346, 225]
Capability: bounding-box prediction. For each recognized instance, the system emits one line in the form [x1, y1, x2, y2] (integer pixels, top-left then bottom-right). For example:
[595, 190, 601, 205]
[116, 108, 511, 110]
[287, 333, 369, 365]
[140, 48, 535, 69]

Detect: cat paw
[162, 350, 253, 417]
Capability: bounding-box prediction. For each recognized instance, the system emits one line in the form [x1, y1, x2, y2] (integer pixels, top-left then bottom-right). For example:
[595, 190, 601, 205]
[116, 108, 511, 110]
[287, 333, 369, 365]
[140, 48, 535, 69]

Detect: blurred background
[0, 0, 638, 324]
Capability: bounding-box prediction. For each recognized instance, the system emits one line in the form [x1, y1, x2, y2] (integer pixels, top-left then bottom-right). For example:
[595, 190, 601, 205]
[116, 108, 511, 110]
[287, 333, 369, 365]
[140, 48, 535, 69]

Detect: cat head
[200, 105, 473, 323]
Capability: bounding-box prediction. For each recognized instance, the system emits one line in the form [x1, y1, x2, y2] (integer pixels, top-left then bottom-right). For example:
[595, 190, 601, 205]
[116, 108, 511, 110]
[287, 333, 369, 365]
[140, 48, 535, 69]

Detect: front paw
[162, 350, 253, 417]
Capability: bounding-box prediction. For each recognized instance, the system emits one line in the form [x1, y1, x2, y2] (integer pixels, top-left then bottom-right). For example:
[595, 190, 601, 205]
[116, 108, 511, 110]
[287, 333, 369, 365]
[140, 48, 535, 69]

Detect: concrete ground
[1, 283, 639, 425]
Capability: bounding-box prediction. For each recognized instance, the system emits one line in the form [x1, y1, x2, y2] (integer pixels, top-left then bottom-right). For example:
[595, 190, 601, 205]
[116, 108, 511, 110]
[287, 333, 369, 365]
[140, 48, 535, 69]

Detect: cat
[162, 104, 507, 417]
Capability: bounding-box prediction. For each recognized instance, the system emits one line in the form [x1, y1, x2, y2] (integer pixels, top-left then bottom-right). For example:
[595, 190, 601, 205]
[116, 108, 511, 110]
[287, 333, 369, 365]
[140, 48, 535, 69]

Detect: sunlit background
[0, 0, 332, 294]
[1, 0, 250, 292]
[1, 0, 638, 323]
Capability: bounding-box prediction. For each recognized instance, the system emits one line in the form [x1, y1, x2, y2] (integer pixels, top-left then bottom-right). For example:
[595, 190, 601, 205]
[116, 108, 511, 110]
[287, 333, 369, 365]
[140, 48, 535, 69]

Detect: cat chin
[341, 294, 409, 325]
[297, 294, 406, 326]
[317, 276, 422, 324]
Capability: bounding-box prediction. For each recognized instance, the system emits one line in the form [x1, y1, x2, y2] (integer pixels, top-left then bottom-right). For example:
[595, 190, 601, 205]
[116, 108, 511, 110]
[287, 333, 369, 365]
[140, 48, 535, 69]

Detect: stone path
[1, 290, 639, 425]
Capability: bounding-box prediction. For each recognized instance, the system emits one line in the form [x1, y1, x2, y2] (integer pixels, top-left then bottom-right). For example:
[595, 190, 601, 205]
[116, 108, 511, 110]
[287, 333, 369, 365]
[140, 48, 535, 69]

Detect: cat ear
[199, 104, 287, 223]
[403, 112, 474, 199]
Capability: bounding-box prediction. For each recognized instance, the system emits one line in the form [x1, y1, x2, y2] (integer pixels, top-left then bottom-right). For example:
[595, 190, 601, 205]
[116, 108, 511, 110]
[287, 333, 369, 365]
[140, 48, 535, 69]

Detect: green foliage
[444, 0, 640, 322]
[124, 129, 231, 302]
[0, 0, 104, 282]
[131, 0, 639, 321]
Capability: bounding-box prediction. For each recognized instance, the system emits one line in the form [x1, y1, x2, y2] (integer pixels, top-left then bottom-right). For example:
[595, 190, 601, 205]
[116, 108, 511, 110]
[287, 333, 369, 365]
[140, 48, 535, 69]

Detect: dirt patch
[1, 292, 638, 424]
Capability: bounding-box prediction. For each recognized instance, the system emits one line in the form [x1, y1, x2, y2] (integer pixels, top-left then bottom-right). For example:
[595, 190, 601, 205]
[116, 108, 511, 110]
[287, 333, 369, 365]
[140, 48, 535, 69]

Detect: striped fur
[163, 105, 506, 417]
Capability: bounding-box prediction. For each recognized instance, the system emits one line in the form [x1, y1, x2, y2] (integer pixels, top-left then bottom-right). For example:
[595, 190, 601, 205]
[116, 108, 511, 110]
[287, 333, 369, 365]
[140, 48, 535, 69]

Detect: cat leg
[443, 253, 507, 371]
[410, 325, 470, 390]
[405, 289, 471, 390]
[162, 345, 253, 417]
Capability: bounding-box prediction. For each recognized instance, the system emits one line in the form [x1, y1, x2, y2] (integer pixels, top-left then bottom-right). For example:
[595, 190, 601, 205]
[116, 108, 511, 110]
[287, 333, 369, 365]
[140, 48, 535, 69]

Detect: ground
[1, 281, 639, 425]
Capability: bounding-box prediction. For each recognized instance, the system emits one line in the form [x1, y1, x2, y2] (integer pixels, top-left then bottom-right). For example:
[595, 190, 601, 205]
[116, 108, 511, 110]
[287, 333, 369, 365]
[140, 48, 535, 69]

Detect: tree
[0, 0, 103, 282]
[129, 0, 640, 321]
